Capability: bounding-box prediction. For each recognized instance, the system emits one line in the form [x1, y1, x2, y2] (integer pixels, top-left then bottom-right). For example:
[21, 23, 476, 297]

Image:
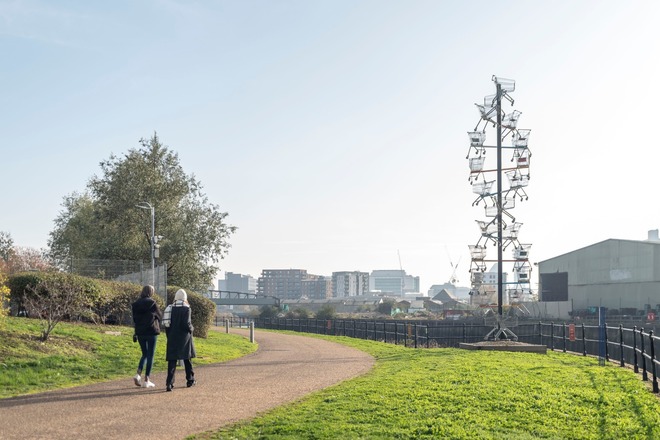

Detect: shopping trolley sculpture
[466, 76, 533, 340]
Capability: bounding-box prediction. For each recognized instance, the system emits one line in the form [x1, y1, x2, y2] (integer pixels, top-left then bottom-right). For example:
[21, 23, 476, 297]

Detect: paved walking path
[0, 328, 374, 440]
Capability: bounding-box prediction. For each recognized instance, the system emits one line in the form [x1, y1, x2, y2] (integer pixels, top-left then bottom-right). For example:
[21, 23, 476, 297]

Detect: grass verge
[193, 332, 660, 440]
[0, 316, 256, 399]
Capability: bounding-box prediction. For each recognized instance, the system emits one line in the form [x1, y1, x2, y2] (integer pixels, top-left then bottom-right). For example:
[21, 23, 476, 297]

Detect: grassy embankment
[0, 316, 256, 398]
[194, 331, 660, 440]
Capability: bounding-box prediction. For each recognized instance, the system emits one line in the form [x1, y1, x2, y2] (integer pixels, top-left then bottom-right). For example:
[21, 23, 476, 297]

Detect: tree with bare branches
[23, 279, 92, 341]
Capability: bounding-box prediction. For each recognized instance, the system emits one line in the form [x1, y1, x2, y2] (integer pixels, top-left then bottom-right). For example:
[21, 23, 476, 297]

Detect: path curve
[0, 329, 374, 440]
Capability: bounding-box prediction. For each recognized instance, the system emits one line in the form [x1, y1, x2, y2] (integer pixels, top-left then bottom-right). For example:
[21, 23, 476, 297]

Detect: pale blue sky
[2, 1, 659, 292]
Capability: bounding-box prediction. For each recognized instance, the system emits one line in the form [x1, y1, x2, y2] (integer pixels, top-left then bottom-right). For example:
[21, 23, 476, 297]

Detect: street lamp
[136, 202, 155, 286]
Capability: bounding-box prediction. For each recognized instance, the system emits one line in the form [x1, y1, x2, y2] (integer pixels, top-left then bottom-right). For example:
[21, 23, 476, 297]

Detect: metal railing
[214, 316, 254, 328]
[252, 317, 660, 393]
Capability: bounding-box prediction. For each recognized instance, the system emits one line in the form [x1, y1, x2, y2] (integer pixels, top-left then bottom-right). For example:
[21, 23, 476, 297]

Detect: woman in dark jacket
[131, 285, 162, 388]
[162, 289, 196, 392]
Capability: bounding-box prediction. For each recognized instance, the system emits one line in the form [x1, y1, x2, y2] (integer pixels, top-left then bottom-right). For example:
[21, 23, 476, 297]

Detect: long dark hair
[140, 285, 155, 298]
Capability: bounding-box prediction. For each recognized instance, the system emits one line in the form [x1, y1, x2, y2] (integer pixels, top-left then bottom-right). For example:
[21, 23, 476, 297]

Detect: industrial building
[538, 230, 660, 319]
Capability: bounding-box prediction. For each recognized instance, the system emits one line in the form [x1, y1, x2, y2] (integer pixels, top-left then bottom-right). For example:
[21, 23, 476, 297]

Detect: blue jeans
[137, 335, 158, 377]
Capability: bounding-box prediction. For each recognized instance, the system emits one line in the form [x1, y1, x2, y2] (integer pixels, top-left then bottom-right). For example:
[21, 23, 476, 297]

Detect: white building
[369, 270, 420, 296]
[218, 272, 257, 294]
[332, 271, 369, 297]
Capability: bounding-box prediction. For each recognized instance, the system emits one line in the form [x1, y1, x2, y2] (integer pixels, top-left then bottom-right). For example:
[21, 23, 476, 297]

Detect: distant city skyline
[3, 1, 659, 294]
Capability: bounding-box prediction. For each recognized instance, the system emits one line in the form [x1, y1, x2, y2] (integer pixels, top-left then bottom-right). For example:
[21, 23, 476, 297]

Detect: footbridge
[205, 290, 280, 307]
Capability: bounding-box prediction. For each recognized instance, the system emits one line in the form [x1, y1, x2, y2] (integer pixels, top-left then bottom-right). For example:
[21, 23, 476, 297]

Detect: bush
[166, 286, 215, 338]
[8, 272, 102, 320]
[19, 274, 101, 341]
[259, 305, 279, 319]
[0, 271, 9, 325]
[8, 272, 158, 326]
[286, 307, 310, 319]
[377, 299, 396, 316]
[93, 280, 158, 325]
[316, 305, 336, 321]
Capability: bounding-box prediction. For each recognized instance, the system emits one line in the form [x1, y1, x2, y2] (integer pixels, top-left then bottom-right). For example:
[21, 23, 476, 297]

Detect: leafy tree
[259, 305, 279, 319]
[6, 247, 53, 273]
[47, 192, 101, 266]
[0, 231, 14, 263]
[48, 134, 236, 291]
[316, 304, 336, 320]
[377, 299, 396, 315]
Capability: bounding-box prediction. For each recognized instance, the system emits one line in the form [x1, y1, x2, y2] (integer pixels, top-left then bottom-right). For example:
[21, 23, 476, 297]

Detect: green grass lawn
[193, 332, 660, 440]
[0, 316, 257, 398]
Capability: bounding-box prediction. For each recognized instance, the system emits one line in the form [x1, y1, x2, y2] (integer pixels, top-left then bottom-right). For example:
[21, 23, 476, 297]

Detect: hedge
[166, 285, 216, 338]
[7, 272, 164, 325]
[7, 272, 212, 336]
[8, 272, 101, 320]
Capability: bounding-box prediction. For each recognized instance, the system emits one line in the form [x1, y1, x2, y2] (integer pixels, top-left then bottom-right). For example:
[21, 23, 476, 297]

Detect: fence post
[249, 321, 255, 343]
[539, 321, 543, 346]
[414, 324, 418, 349]
[619, 324, 625, 367]
[641, 327, 648, 381]
[225, 319, 229, 334]
[562, 323, 567, 353]
[582, 323, 587, 356]
[604, 323, 609, 362]
[463, 323, 467, 343]
[649, 330, 659, 393]
[633, 326, 639, 373]
[373, 321, 377, 341]
[550, 322, 554, 351]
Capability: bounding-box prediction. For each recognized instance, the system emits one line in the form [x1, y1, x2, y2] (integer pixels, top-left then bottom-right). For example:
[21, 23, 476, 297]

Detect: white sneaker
[133, 374, 142, 387]
[143, 380, 155, 388]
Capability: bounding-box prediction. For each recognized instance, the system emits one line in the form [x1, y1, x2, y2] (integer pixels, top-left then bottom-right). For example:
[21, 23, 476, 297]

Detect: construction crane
[446, 247, 461, 285]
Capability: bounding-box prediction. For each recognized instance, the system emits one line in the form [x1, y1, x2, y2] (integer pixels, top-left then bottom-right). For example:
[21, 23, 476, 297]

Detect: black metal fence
[250, 317, 659, 394]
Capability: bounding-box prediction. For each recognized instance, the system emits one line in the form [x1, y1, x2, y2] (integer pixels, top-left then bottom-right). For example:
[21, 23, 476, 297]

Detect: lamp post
[136, 202, 155, 286]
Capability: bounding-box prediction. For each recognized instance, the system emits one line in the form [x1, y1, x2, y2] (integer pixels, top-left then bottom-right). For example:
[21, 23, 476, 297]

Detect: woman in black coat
[162, 289, 196, 392]
[131, 285, 162, 388]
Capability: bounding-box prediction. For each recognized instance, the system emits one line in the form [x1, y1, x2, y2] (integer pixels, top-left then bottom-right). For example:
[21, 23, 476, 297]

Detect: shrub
[8, 272, 102, 321]
[96, 280, 165, 326]
[377, 299, 396, 315]
[21, 275, 99, 341]
[259, 305, 279, 319]
[286, 307, 311, 319]
[0, 271, 9, 325]
[93, 280, 152, 325]
[316, 305, 336, 320]
[166, 285, 215, 338]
